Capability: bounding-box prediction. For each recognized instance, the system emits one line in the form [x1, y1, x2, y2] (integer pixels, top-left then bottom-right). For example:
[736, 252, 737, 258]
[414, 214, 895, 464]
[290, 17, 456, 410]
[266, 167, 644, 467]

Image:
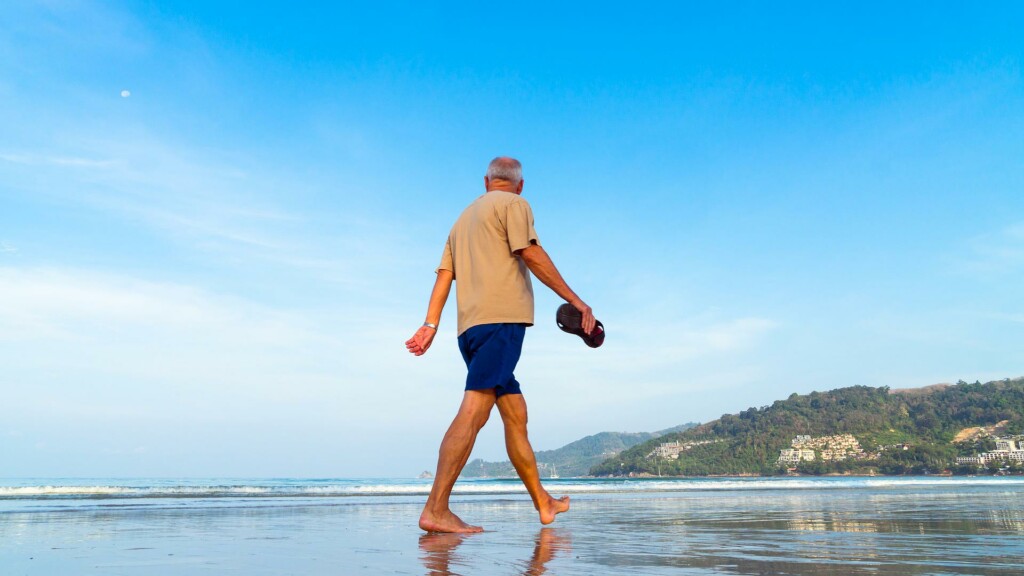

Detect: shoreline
[463, 470, 1022, 480]
[3, 477, 1021, 575]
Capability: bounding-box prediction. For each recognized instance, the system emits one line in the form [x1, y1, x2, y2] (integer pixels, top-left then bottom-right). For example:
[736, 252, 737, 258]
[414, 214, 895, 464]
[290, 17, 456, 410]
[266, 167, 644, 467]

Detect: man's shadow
[419, 528, 572, 576]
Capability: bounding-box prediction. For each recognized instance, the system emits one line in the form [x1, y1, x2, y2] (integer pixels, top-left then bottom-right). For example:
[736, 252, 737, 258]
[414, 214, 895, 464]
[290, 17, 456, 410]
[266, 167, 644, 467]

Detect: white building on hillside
[650, 441, 684, 459]
[957, 437, 1024, 466]
[792, 435, 812, 447]
[778, 448, 815, 465]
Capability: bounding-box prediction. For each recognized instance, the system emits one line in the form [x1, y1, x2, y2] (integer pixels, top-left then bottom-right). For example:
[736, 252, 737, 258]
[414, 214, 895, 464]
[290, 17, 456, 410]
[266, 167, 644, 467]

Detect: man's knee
[472, 408, 492, 430]
[459, 390, 496, 430]
[497, 395, 528, 428]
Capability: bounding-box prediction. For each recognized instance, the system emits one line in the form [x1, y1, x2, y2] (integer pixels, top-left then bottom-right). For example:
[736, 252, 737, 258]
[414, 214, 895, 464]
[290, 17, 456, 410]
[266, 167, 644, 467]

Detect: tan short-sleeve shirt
[437, 191, 540, 335]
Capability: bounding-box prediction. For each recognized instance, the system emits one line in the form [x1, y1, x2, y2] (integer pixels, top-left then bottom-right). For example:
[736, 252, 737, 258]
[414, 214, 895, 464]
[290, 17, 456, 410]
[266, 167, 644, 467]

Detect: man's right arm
[517, 244, 596, 334]
[405, 269, 454, 356]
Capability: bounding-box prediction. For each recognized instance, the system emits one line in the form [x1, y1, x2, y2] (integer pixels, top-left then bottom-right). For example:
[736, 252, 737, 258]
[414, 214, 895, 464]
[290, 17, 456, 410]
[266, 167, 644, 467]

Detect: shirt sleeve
[436, 236, 455, 276]
[506, 197, 540, 253]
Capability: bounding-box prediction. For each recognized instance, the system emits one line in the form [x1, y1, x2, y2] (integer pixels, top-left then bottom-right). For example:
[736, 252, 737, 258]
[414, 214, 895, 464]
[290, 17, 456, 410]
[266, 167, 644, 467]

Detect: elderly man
[406, 157, 596, 533]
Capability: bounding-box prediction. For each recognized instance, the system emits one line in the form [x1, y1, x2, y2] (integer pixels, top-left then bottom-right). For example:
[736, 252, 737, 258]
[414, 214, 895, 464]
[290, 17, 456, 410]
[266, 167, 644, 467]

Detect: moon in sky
[120, 90, 131, 97]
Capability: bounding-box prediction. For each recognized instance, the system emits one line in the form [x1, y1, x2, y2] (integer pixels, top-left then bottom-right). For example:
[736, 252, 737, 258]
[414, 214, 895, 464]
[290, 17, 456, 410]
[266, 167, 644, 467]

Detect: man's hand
[570, 298, 596, 335]
[406, 325, 437, 356]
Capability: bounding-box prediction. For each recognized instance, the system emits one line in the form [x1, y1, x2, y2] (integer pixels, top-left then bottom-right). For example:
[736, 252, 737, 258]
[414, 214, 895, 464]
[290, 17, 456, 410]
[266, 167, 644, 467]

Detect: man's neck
[483, 176, 523, 195]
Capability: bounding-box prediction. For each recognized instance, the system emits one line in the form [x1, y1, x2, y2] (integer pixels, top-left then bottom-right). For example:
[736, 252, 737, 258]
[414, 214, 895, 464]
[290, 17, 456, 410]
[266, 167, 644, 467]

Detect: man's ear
[484, 176, 491, 191]
[516, 179, 524, 194]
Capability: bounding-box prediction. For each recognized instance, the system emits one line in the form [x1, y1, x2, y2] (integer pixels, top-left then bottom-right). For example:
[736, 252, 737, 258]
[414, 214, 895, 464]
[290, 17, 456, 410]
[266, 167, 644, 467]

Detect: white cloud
[0, 267, 302, 341]
[0, 242, 16, 254]
[102, 445, 148, 455]
[518, 310, 778, 411]
[0, 152, 118, 169]
[0, 267, 351, 405]
[0, 265, 449, 426]
[3, 133, 414, 295]
[585, 313, 776, 370]
[953, 221, 1024, 277]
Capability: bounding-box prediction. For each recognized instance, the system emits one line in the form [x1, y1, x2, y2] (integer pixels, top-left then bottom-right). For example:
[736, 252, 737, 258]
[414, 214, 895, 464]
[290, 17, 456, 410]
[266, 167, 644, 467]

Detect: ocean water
[2, 476, 1023, 574]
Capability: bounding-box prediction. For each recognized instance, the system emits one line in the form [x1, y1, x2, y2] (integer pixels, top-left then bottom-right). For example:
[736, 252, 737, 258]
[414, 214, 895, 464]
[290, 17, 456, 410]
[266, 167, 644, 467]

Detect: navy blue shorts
[457, 323, 525, 398]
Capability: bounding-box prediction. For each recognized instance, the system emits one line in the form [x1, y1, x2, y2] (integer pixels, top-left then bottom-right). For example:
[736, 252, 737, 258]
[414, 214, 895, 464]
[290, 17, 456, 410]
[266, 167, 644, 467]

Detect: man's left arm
[517, 244, 596, 335]
[405, 269, 454, 356]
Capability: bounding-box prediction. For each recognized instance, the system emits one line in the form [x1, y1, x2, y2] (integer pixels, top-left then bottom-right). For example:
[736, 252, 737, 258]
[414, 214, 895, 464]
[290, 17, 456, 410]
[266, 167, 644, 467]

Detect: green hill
[591, 378, 1024, 476]
[462, 424, 699, 478]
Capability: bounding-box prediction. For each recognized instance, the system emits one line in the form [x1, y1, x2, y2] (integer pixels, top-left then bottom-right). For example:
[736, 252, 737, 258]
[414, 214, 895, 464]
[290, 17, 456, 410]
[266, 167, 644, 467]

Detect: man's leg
[496, 393, 570, 525]
[420, 389, 497, 533]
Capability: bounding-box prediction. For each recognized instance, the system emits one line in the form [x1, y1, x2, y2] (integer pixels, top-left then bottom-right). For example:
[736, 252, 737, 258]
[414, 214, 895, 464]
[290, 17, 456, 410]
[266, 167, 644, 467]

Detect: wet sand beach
[2, 478, 1022, 575]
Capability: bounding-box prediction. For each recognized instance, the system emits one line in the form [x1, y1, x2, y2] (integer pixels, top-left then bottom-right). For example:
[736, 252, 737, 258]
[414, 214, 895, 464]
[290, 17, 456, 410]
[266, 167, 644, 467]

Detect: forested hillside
[591, 378, 1024, 476]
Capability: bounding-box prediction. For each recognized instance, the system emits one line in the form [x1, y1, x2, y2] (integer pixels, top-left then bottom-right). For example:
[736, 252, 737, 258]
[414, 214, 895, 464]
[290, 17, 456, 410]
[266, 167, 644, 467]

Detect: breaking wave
[3, 476, 1023, 501]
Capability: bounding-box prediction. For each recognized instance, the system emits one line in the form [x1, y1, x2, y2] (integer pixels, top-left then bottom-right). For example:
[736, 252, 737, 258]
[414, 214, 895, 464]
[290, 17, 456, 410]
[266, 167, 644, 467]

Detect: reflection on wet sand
[419, 533, 469, 576]
[572, 488, 1024, 575]
[419, 528, 572, 576]
[2, 482, 1020, 575]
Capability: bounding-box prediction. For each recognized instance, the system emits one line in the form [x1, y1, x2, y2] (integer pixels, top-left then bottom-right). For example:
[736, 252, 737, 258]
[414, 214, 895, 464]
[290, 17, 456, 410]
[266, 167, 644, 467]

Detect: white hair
[486, 157, 522, 184]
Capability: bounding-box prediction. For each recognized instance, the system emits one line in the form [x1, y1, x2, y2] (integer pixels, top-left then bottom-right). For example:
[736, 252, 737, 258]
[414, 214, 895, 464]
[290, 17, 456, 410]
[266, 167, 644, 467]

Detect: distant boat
[550, 465, 559, 479]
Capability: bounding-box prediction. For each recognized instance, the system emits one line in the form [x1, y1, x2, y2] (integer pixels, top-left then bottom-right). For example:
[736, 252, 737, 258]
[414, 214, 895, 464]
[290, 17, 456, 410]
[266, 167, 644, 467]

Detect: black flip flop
[556, 303, 605, 348]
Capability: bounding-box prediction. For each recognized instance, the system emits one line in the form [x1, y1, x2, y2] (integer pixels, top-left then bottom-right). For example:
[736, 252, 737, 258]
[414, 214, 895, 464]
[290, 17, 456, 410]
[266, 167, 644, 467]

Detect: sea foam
[3, 476, 1023, 501]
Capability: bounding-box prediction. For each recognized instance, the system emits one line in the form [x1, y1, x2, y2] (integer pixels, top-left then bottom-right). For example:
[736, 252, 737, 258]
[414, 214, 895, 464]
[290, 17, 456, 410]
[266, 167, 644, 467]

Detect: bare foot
[537, 495, 570, 525]
[419, 509, 484, 533]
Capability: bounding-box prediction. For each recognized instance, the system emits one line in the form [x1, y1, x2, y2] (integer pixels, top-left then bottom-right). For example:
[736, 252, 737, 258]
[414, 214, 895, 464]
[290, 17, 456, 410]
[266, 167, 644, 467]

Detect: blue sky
[2, 1, 1023, 477]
